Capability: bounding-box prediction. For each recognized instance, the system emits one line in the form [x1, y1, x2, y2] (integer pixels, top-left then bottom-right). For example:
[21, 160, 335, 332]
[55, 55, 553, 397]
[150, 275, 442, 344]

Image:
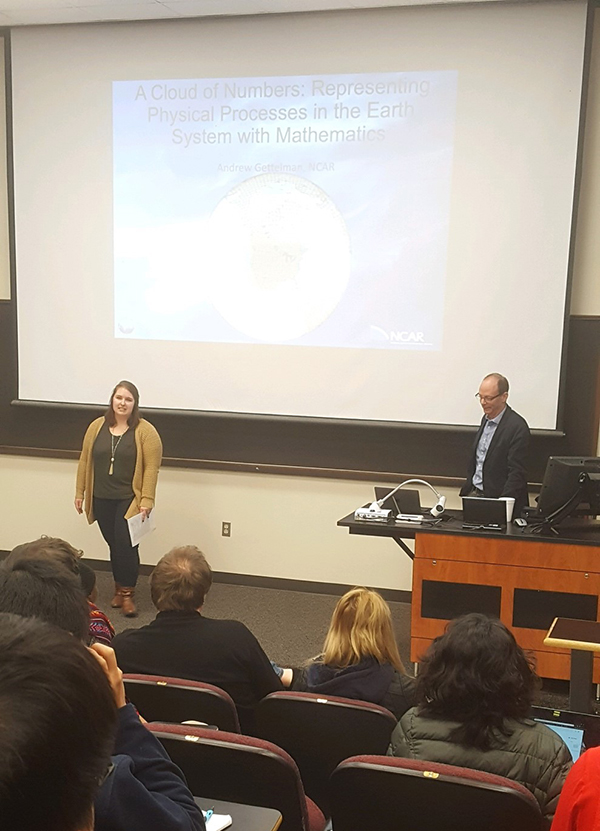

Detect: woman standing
[75, 381, 162, 617]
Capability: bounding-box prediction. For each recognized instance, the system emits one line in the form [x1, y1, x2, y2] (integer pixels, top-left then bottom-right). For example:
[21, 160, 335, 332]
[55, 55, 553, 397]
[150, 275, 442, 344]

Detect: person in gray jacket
[388, 614, 572, 825]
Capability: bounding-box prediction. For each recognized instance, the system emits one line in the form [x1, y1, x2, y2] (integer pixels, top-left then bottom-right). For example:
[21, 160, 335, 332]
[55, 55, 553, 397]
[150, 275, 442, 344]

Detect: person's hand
[88, 643, 127, 709]
[74, 497, 83, 514]
[280, 668, 294, 688]
[139, 506, 150, 522]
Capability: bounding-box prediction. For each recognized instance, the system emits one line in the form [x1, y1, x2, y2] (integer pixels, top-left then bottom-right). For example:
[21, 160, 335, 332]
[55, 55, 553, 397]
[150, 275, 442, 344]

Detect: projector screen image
[10, 3, 588, 426]
[113, 71, 457, 350]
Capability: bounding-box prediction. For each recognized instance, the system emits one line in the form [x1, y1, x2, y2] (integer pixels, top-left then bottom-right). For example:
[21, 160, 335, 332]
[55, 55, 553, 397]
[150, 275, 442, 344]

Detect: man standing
[460, 373, 530, 516]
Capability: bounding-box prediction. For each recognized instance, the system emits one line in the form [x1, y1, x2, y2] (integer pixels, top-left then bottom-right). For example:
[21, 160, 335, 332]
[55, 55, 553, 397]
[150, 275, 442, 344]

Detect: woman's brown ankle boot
[120, 588, 137, 617]
[111, 583, 123, 608]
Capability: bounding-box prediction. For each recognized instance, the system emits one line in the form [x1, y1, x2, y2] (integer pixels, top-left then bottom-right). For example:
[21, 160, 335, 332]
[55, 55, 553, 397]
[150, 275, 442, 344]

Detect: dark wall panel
[1, 298, 598, 482]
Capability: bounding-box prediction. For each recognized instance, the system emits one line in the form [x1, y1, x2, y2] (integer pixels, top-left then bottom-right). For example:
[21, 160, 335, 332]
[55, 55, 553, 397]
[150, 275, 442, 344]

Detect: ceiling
[0, 0, 534, 29]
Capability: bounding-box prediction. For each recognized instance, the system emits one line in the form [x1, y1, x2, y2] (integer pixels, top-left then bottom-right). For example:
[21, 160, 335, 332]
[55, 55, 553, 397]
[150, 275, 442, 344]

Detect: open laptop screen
[462, 496, 506, 528]
[532, 706, 600, 762]
[374, 487, 422, 515]
[534, 719, 584, 761]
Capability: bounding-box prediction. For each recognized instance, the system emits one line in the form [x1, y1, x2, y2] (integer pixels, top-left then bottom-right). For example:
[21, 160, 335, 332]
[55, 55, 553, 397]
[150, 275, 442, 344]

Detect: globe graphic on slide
[206, 173, 351, 341]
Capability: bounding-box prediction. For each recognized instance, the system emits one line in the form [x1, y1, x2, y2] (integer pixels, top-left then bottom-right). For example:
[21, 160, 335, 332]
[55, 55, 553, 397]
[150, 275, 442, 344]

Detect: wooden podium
[411, 531, 600, 681]
[337, 511, 600, 681]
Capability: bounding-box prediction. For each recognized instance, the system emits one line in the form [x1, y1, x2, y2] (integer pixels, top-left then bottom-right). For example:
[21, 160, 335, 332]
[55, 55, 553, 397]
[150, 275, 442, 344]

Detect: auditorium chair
[148, 722, 327, 831]
[255, 691, 397, 814]
[329, 756, 545, 831]
[123, 674, 240, 732]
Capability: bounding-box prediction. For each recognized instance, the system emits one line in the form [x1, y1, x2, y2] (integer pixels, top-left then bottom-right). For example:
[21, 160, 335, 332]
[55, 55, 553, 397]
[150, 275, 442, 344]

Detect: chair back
[255, 691, 396, 813]
[148, 723, 315, 831]
[330, 755, 545, 831]
[123, 674, 240, 732]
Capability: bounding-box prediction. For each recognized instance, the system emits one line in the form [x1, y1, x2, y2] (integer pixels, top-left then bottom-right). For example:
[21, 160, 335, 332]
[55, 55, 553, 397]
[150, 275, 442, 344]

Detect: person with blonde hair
[294, 587, 416, 719]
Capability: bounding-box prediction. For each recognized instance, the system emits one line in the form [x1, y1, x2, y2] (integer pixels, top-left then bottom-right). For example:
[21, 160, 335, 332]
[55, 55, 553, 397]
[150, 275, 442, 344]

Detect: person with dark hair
[0, 557, 203, 831]
[5, 537, 115, 645]
[0, 558, 90, 640]
[460, 373, 530, 516]
[0, 611, 117, 831]
[113, 545, 283, 732]
[388, 614, 572, 823]
[75, 380, 163, 617]
[79, 560, 116, 645]
[5, 534, 83, 573]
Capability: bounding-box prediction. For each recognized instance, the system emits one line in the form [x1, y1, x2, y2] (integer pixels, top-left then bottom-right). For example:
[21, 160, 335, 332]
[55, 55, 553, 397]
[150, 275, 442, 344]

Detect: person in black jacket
[460, 373, 530, 516]
[292, 587, 416, 719]
[112, 545, 283, 733]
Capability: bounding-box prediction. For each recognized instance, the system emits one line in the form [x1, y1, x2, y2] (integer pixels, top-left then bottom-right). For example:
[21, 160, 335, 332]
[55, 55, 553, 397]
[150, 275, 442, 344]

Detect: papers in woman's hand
[127, 511, 156, 546]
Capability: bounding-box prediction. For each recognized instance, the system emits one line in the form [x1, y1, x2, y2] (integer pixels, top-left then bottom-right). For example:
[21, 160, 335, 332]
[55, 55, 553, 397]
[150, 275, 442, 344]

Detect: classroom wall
[0, 453, 422, 589]
[1, 7, 599, 590]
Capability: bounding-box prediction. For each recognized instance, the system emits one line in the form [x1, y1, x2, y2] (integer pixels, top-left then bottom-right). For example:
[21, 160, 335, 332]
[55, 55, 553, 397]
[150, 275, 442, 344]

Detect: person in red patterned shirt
[80, 560, 116, 645]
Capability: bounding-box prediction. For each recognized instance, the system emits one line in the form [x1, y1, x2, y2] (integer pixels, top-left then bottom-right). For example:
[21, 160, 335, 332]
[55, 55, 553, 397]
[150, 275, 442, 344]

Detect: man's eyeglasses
[475, 392, 504, 403]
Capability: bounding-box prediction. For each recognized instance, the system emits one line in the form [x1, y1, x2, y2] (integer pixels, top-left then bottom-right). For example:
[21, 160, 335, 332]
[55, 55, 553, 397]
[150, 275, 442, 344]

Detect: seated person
[0, 556, 203, 831]
[292, 587, 416, 719]
[0, 557, 89, 639]
[388, 613, 572, 825]
[79, 560, 115, 645]
[6, 534, 84, 573]
[5, 535, 114, 644]
[0, 611, 117, 831]
[551, 746, 600, 830]
[112, 545, 283, 731]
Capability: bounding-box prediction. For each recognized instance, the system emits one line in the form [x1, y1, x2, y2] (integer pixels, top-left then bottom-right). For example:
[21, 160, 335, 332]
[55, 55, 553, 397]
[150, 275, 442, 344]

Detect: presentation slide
[113, 71, 457, 350]
[10, 2, 588, 427]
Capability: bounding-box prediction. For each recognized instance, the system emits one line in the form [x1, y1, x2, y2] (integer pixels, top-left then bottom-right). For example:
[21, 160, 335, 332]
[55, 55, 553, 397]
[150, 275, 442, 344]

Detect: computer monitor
[537, 456, 600, 525]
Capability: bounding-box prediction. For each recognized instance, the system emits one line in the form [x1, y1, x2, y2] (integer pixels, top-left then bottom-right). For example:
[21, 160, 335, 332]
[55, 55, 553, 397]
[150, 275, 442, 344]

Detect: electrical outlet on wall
[222, 521, 231, 537]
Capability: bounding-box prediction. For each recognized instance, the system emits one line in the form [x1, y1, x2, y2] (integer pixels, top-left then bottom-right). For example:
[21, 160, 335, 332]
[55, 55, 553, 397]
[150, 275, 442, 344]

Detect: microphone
[353, 478, 446, 522]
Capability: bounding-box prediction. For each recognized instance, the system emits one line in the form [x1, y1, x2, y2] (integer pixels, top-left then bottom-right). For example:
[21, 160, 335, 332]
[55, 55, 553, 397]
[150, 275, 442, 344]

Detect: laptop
[531, 706, 600, 761]
[375, 487, 422, 515]
[462, 496, 506, 529]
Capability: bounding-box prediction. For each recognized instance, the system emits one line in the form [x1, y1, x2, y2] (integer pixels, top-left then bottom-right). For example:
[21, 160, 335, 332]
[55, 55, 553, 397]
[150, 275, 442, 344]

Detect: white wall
[1, 8, 599, 588]
[0, 454, 429, 589]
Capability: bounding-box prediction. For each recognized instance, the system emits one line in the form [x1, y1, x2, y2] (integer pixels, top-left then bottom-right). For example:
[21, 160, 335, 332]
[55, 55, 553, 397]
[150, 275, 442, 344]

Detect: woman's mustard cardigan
[75, 417, 163, 523]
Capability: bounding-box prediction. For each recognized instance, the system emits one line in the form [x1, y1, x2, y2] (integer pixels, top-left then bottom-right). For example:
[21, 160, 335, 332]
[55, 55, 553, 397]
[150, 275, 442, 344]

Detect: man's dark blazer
[460, 404, 530, 516]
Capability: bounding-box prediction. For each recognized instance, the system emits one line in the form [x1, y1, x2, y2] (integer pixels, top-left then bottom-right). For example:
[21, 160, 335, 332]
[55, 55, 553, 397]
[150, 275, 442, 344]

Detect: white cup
[500, 496, 515, 522]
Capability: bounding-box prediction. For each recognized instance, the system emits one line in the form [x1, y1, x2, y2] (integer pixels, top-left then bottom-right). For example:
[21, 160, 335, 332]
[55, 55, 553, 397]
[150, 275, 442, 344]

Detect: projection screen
[11, 1, 588, 429]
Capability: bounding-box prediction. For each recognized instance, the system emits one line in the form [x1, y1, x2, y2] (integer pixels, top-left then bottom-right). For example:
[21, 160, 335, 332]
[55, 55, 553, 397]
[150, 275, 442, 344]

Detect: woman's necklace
[109, 430, 126, 476]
